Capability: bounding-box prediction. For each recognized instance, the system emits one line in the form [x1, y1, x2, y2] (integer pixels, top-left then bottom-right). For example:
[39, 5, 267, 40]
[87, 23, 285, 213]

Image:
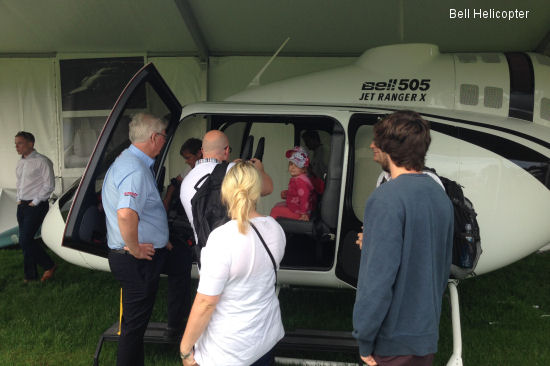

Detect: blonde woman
[180, 161, 286, 366]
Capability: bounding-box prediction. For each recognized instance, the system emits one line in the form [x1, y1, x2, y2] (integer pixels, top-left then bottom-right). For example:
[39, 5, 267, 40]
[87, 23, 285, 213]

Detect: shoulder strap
[249, 222, 277, 288]
[192, 161, 229, 191]
[193, 173, 210, 191]
[211, 161, 229, 182]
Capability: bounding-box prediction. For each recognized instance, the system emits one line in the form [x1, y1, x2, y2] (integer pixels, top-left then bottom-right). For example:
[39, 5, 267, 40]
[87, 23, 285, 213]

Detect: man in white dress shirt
[180, 130, 273, 244]
[14, 131, 56, 283]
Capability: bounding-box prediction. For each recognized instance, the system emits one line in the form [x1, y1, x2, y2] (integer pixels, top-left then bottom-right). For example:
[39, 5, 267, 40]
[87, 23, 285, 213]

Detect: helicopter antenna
[247, 37, 290, 88]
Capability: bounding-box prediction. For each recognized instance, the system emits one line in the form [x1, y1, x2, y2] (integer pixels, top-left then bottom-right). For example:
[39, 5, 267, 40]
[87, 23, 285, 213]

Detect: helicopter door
[211, 114, 345, 270]
[335, 113, 386, 288]
[62, 63, 182, 257]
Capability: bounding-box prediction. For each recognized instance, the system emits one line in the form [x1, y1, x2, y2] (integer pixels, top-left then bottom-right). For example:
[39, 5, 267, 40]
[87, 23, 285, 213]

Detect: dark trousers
[108, 248, 167, 366]
[16, 201, 54, 280]
[250, 348, 274, 366]
[373, 354, 435, 366]
[163, 243, 193, 330]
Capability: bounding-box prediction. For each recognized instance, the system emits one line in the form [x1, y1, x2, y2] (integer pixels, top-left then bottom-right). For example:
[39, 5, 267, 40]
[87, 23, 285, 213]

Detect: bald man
[180, 130, 273, 243]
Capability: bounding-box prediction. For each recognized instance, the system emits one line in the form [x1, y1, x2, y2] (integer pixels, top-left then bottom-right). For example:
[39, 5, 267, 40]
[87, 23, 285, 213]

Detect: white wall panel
[148, 57, 205, 104]
[0, 58, 58, 189]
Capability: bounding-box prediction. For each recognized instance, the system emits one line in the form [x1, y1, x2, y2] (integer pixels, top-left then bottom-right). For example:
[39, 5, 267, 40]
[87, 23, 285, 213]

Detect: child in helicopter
[270, 146, 315, 221]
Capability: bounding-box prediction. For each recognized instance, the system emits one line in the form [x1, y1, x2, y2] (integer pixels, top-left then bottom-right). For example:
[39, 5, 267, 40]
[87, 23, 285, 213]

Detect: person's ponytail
[221, 161, 261, 234]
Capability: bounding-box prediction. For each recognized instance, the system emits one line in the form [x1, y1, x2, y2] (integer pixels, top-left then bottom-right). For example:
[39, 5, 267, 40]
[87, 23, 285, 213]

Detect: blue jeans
[17, 201, 54, 280]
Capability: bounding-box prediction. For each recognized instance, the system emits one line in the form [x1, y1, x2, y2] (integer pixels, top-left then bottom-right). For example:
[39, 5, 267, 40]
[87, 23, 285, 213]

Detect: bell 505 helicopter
[41, 43, 550, 366]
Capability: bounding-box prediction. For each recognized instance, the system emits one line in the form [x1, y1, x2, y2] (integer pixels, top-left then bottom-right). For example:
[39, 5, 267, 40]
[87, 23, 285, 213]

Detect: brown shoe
[41, 264, 57, 282]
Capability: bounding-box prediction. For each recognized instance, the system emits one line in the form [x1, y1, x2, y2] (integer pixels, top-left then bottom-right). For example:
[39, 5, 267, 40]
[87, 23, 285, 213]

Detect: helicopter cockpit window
[214, 115, 343, 270]
[163, 115, 207, 189]
[219, 120, 294, 215]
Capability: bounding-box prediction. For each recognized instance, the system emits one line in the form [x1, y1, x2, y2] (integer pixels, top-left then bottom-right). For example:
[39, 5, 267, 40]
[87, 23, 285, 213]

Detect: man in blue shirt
[102, 113, 169, 366]
[353, 111, 454, 366]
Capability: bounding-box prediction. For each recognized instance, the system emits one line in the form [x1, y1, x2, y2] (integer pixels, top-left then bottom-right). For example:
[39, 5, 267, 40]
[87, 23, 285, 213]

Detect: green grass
[0, 245, 549, 365]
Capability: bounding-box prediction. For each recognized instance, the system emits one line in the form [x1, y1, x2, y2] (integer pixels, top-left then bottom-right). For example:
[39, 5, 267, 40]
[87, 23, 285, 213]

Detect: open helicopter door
[335, 112, 416, 288]
[62, 63, 181, 257]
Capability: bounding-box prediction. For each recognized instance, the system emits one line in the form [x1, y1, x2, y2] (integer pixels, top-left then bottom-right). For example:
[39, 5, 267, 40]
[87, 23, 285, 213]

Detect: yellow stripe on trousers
[118, 288, 123, 335]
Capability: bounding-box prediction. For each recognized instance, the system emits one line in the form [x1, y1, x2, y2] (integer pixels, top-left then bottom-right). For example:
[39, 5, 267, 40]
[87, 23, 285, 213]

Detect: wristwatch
[180, 349, 193, 360]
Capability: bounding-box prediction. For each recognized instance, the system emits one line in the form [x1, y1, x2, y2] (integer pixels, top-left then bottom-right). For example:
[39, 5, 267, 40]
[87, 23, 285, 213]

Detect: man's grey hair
[129, 113, 167, 143]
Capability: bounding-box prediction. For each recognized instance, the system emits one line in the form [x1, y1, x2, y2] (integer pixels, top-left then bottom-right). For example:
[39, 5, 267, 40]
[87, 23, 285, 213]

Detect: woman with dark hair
[163, 138, 202, 210]
[180, 161, 286, 366]
[162, 137, 203, 339]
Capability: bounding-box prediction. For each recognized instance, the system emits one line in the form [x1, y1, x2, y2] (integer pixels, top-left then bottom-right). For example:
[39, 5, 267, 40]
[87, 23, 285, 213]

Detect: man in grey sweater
[353, 110, 454, 366]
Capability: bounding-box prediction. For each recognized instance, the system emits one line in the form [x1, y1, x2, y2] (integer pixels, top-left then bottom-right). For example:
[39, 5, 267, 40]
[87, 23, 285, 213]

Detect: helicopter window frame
[335, 112, 385, 287]
[209, 113, 345, 270]
[62, 72, 180, 257]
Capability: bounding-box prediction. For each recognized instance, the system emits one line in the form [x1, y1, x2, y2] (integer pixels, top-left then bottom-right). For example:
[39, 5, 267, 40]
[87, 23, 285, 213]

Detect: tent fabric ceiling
[1, 0, 550, 57]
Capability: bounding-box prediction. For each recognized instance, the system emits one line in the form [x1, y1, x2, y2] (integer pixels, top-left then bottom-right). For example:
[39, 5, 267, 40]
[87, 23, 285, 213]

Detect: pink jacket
[286, 174, 314, 215]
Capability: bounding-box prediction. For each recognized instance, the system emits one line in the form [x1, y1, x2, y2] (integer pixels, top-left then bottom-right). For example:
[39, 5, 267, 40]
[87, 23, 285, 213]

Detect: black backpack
[380, 169, 482, 279]
[434, 173, 482, 279]
[166, 181, 194, 247]
[190, 162, 230, 261]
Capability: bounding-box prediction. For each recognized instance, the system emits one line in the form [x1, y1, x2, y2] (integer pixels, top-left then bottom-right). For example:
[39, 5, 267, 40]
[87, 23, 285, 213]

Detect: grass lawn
[0, 244, 549, 365]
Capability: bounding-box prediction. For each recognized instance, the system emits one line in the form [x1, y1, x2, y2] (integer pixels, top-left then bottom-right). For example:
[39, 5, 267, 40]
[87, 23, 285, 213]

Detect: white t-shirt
[178, 164, 192, 180]
[180, 160, 235, 242]
[194, 216, 286, 366]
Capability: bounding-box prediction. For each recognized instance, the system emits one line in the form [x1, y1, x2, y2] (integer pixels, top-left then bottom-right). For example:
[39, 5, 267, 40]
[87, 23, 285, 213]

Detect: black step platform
[278, 328, 358, 353]
[93, 322, 359, 365]
[93, 322, 174, 366]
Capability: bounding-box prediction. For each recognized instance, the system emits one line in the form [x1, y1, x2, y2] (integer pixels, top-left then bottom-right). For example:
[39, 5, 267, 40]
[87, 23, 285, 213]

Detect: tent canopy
[1, 0, 550, 58]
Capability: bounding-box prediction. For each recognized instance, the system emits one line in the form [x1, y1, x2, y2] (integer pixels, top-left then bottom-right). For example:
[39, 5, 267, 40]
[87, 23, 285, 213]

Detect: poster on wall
[59, 57, 144, 169]
[59, 57, 145, 111]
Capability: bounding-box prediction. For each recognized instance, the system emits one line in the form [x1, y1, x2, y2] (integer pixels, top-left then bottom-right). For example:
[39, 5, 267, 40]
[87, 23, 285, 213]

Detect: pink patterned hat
[285, 146, 309, 168]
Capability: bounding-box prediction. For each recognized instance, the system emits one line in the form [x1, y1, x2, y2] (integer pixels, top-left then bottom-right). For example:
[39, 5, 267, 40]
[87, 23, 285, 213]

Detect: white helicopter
[41, 43, 550, 365]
